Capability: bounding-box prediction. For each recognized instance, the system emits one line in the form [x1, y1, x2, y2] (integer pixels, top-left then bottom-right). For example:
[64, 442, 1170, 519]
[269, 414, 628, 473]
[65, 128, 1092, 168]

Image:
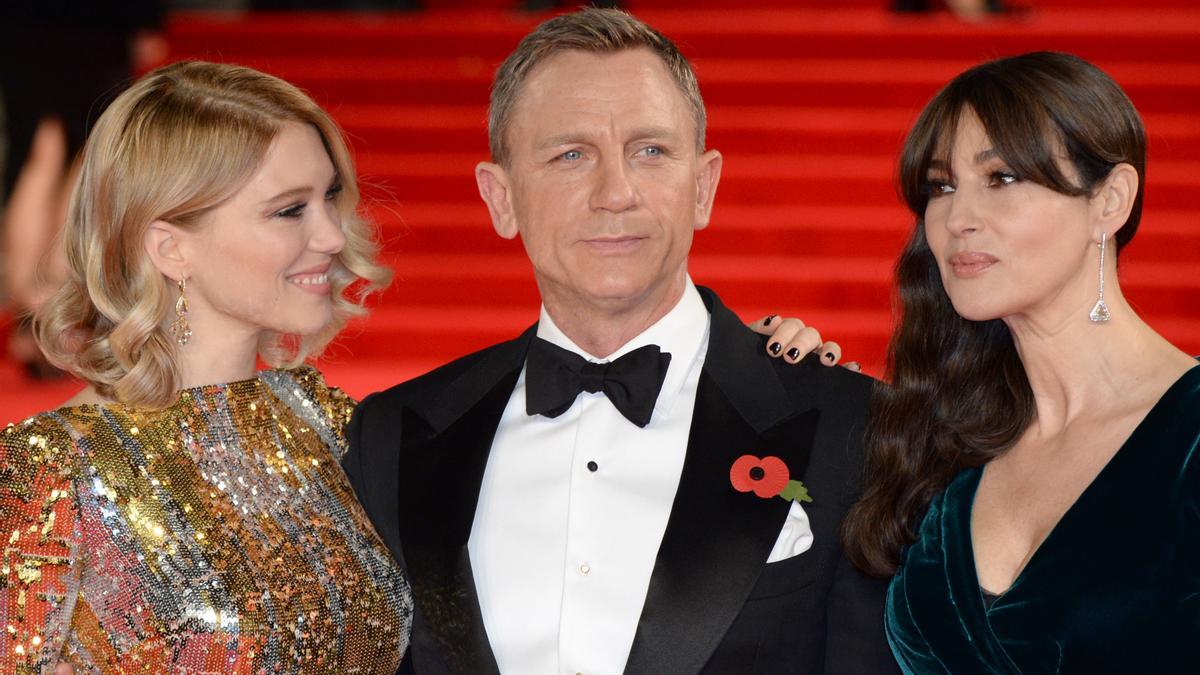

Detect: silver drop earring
[1089, 233, 1111, 323]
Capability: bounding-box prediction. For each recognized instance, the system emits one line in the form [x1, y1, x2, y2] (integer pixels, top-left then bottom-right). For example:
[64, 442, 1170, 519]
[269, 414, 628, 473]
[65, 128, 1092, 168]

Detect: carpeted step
[185, 55, 1200, 114]
[632, 0, 1199, 7]
[168, 9, 1200, 63]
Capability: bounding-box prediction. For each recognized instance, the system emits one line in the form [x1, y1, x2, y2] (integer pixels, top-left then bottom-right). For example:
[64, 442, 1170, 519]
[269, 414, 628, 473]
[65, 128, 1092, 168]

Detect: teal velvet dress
[886, 364, 1200, 674]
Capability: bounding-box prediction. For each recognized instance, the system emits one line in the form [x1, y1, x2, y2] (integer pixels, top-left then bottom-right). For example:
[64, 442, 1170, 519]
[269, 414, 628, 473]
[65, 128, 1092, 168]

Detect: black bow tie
[525, 338, 672, 428]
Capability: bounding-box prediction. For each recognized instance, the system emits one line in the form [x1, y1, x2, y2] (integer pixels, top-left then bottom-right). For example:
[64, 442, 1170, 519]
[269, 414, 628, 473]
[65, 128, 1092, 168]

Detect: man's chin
[577, 278, 685, 313]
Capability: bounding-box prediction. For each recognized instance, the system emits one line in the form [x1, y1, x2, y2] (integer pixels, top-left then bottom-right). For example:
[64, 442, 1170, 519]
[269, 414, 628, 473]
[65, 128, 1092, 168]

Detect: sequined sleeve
[0, 417, 82, 674]
[260, 366, 357, 462]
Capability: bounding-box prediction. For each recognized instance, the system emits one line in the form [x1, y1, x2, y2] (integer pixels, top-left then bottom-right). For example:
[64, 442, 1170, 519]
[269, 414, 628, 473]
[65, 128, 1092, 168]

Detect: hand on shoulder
[747, 314, 860, 372]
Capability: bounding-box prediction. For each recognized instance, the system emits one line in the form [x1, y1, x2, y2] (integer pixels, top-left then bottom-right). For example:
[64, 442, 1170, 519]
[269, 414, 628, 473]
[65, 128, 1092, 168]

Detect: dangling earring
[170, 278, 193, 345]
[1089, 233, 1111, 323]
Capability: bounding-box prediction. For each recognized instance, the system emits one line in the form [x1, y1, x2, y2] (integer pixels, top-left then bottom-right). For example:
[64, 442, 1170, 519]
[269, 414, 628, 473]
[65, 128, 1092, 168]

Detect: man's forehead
[508, 48, 692, 135]
[525, 46, 666, 80]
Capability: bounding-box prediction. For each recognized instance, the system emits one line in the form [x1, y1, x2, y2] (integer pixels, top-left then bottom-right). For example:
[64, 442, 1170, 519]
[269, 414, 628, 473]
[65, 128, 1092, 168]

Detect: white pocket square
[766, 499, 814, 563]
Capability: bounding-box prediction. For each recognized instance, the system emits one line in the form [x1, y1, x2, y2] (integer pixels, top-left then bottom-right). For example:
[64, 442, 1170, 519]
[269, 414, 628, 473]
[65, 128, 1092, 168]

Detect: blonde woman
[0, 61, 412, 672]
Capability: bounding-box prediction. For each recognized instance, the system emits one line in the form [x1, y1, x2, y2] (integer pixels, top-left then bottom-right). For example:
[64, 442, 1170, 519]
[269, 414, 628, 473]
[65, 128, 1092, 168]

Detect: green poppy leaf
[778, 480, 812, 503]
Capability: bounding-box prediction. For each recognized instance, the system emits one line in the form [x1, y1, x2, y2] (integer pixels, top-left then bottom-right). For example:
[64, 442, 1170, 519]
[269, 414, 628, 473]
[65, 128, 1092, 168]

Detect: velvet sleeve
[1176, 425, 1200, 640]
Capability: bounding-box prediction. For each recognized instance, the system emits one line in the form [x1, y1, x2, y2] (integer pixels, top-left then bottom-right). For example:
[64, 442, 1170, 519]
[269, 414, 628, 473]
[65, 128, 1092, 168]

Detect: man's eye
[559, 149, 583, 161]
[641, 146, 663, 157]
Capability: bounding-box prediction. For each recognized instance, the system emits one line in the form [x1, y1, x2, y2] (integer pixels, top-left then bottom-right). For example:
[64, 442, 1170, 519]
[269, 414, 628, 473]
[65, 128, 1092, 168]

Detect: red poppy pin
[730, 454, 812, 503]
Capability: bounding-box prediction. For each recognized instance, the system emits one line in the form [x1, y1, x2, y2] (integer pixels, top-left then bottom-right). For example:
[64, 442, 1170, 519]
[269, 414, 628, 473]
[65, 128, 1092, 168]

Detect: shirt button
[579, 563, 591, 575]
[587, 460, 598, 472]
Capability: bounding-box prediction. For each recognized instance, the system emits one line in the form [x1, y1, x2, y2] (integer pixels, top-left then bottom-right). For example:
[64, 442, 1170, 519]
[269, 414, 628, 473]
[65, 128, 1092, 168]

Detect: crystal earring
[1088, 233, 1111, 323]
[170, 278, 193, 345]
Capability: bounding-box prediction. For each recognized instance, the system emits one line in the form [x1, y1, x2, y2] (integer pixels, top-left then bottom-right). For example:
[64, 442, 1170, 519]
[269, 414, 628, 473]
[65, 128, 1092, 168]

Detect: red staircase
[2, 0, 1198, 420]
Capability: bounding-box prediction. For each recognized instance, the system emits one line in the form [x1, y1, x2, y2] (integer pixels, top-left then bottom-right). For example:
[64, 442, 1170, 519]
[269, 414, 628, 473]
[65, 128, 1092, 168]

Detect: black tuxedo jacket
[344, 287, 898, 674]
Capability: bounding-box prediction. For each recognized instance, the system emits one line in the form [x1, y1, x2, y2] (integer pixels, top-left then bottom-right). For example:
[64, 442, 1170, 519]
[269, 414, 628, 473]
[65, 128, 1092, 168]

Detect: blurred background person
[892, 0, 1009, 20]
[0, 1, 166, 378]
[521, 0, 621, 12]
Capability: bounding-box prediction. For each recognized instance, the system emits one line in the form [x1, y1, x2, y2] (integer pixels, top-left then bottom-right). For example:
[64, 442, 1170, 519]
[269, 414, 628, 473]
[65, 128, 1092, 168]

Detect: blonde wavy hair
[35, 60, 392, 409]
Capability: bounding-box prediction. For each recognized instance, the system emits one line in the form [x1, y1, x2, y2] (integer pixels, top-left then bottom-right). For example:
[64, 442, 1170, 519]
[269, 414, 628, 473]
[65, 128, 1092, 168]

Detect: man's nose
[589, 154, 638, 213]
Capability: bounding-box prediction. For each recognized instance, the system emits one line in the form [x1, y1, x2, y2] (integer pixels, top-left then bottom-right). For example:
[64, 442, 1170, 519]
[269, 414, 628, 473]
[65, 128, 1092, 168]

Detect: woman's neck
[58, 318, 264, 409]
[175, 325, 261, 389]
[1005, 287, 1193, 437]
[59, 331, 261, 409]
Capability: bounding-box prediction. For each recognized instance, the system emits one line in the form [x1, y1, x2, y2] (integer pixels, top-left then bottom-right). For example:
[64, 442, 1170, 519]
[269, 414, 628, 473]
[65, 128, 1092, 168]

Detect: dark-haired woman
[842, 52, 1200, 672]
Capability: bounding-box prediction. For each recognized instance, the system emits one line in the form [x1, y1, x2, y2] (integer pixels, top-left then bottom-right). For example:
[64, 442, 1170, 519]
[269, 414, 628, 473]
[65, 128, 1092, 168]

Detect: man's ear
[693, 149, 723, 232]
[143, 220, 189, 281]
[1093, 162, 1138, 243]
[476, 161, 519, 240]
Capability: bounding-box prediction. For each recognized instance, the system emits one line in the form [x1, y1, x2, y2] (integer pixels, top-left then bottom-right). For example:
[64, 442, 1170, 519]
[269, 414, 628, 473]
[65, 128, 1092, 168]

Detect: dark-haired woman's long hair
[842, 51, 1146, 576]
[843, 228, 1035, 576]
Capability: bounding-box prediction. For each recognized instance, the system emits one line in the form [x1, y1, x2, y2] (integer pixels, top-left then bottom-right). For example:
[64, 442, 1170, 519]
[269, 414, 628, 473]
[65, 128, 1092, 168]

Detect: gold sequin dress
[0, 367, 412, 673]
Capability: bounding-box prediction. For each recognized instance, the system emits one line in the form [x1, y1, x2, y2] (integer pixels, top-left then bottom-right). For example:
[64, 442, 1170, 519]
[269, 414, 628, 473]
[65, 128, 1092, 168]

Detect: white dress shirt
[468, 279, 812, 675]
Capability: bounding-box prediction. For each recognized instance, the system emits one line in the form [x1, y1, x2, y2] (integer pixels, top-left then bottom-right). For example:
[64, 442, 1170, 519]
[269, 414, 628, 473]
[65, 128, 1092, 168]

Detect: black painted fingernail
[786, 347, 801, 360]
[769, 342, 782, 355]
[825, 352, 836, 362]
[764, 314, 777, 326]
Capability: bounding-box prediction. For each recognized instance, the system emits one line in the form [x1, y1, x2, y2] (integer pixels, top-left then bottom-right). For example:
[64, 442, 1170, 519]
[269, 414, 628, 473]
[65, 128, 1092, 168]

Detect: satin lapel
[624, 289, 820, 674]
[397, 327, 536, 674]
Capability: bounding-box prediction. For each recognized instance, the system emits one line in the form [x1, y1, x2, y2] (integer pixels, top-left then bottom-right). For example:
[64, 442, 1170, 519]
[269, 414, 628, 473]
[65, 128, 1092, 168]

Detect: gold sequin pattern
[1, 366, 412, 673]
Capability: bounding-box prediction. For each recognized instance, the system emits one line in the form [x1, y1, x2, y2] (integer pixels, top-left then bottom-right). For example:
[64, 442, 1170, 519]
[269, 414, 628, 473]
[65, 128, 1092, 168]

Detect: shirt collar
[535, 277, 710, 418]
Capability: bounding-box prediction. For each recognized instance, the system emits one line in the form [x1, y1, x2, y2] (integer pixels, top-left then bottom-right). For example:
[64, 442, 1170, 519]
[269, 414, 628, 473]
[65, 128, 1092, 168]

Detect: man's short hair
[488, 7, 707, 166]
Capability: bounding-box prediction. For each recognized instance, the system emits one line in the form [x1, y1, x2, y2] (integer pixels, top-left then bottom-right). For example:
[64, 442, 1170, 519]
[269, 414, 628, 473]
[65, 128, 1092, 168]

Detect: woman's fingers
[747, 314, 780, 335]
[748, 316, 847, 368]
[818, 341, 842, 366]
[780, 327, 826, 363]
[760, 318, 811, 358]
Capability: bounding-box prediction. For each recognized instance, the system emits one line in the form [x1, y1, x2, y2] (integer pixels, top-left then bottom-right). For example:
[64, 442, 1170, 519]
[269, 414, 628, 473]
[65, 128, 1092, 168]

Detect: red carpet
[2, 0, 1198, 422]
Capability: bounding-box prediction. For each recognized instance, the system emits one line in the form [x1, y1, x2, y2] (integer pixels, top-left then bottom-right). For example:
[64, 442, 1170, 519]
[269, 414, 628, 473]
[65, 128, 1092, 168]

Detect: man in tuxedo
[344, 8, 896, 674]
